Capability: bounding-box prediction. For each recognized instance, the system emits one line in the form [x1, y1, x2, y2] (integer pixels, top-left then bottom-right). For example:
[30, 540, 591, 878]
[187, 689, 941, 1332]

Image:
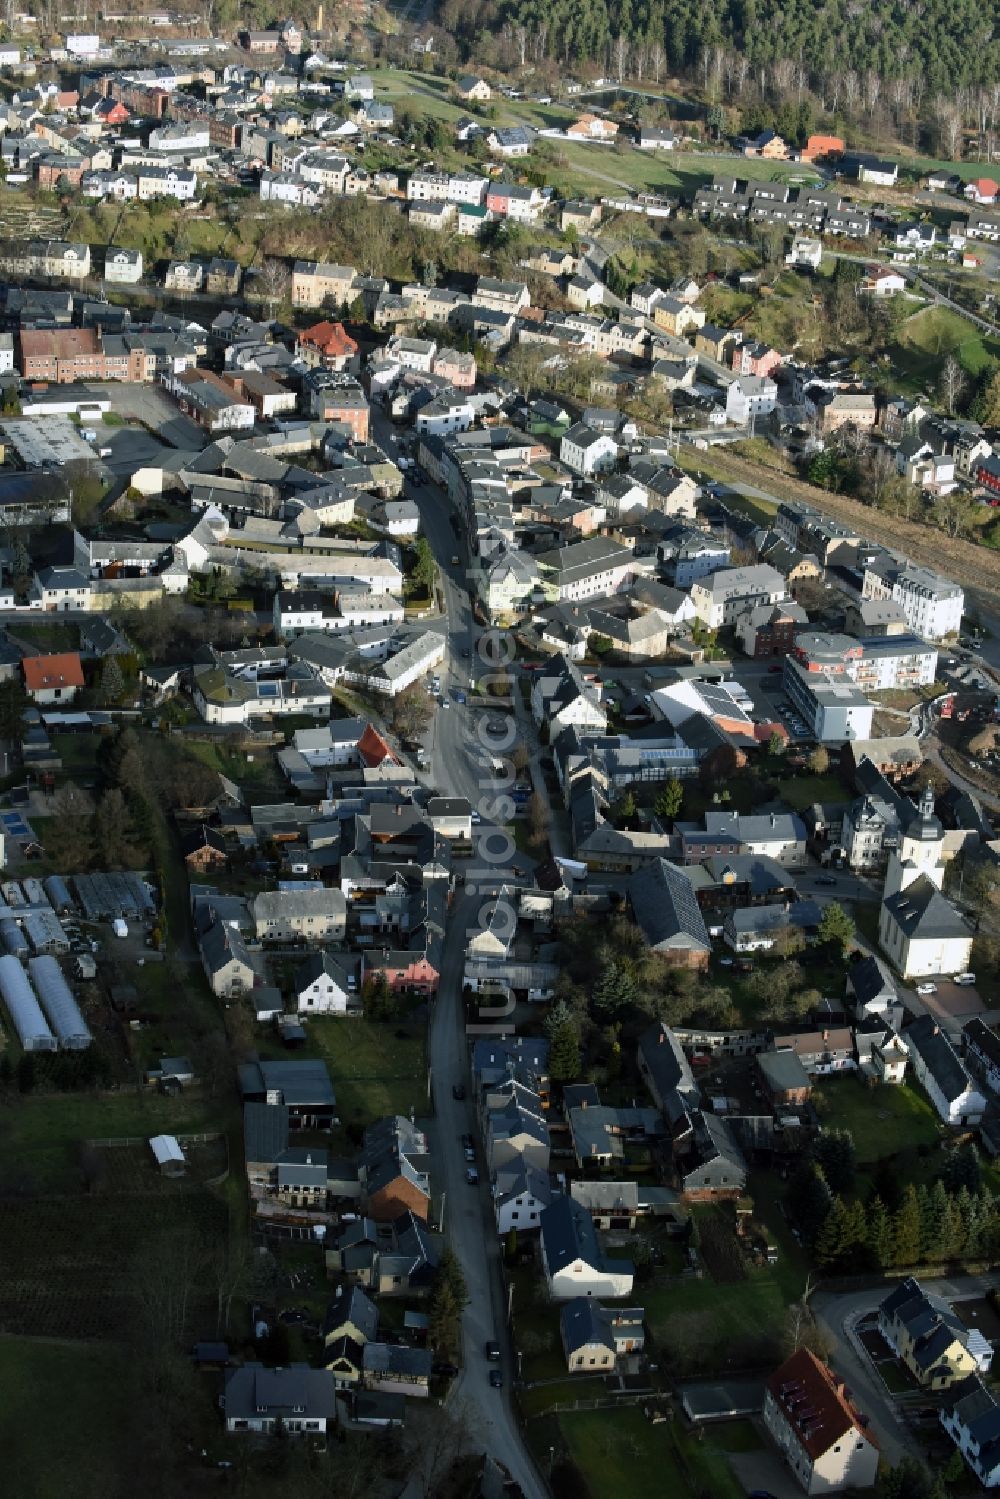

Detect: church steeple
[883, 785, 944, 900]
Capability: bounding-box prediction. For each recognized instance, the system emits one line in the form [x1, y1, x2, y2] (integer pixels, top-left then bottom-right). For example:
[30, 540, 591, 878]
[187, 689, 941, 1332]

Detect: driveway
[812, 1273, 1000, 1463]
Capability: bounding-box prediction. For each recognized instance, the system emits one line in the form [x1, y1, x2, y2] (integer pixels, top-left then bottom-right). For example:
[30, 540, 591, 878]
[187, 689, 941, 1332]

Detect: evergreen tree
[790, 1160, 832, 1243]
[867, 1196, 895, 1269]
[0, 677, 28, 741]
[919, 1179, 949, 1261]
[547, 1014, 581, 1084]
[892, 1184, 923, 1267]
[100, 655, 124, 705]
[591, 952, 639, 1019]
[815, 1196, 867, 1269]
[653, 778, 684, 821]
[942, 1143, 981, 1195]
[813, 1129, 856, 1194]
[941, 1195, 968, 1262]
[814, 1198, 853, 1268]
[428, 1246, 468, 1357]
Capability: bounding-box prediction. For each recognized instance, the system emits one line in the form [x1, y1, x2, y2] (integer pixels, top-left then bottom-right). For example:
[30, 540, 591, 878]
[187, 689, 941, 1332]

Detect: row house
[137, 166, 198, 201]
[259, 171, 321, 207]
[0, 239, 91, 280]
[291, 260, 358, 311]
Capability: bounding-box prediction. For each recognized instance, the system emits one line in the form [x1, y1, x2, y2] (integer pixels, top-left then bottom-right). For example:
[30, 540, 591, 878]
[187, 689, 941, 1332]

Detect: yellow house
[457, 74, 491, 102]
[879, 1278, 987, 1390]
[652, 297, 706, 336]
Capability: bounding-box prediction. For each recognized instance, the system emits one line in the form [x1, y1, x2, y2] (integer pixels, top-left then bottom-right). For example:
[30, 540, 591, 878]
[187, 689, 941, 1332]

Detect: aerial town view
[6, 4, 1000, 1498]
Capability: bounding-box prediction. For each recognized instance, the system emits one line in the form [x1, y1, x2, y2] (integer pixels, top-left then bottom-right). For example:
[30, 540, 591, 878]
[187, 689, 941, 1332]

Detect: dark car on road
[489, 1369, 503, 1388]
[485, 1341, 501, 1361]
[452, 1083, 465, 1100]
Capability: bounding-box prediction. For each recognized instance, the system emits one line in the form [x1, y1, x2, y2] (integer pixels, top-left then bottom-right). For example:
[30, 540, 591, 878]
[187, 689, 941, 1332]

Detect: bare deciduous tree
[939, 353, 968, 416]
[259, 256, 290, 316]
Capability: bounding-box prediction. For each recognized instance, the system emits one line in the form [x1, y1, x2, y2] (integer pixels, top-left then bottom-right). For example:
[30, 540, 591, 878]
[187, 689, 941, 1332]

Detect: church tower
[882, 784, 944, 901]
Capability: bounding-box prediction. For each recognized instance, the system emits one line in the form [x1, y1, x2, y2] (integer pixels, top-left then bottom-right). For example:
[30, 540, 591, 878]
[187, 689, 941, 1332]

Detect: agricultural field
[0, 1187, 228, 1338]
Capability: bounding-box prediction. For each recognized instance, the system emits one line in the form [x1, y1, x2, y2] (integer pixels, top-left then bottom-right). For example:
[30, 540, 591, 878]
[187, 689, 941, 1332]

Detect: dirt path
[686, 445, 1000, 614]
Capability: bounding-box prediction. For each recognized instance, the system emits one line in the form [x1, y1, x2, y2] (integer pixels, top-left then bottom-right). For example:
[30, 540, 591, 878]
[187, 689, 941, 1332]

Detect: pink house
[732, 341, 781, 378]
[486, 184, 512, 216]
[432, 348, 477, 389]
[362, 950, 439, 996]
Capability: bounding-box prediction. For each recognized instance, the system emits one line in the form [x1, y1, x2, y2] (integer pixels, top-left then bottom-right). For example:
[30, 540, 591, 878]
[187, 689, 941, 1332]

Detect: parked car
[432, 1361, 459, 1377]
[485, 1341, 501, 1361]
[466, 1166, 479, 1185]
[814, 875, 837, 886]
[489, 1368, 503, 1388]
[954, 972, 977, 986]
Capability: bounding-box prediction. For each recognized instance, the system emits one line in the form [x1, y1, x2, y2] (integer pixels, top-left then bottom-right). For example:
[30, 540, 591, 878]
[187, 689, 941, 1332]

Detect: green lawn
[50, 732, 103, 779]
[311, 1015, 428, 1131]
[641, 1173, 808, 1374]
[890, 305, 1000, 389]
[711, 1419, 765, 1452]
[0, 1337, 141, 1498]
[183, 737, 288, 802]
[0, 1089, 226, 1191]
[12, 622, 80, 652]
[813, 1077, 942, 1163]
[778, 772, 847, 810]
[539, 1405, 746, 1499]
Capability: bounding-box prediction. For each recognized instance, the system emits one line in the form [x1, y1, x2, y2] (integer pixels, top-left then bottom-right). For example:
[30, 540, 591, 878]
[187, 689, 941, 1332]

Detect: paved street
[812, 1273, 1000, 1464]
[370, 409, 547, 1497]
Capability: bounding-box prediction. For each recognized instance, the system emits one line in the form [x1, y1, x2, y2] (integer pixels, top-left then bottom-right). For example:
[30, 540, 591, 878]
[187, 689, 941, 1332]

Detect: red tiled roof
[22, 653, 84, 691]
[358, 723, 400, 768]
[20, 328, 100, 361]
[300, 320, 358, 358]
[767, 1348, 877, 1460]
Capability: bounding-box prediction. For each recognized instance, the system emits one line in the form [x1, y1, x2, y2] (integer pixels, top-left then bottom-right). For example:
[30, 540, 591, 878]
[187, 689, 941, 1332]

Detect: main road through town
[371, 409, 548, 1498]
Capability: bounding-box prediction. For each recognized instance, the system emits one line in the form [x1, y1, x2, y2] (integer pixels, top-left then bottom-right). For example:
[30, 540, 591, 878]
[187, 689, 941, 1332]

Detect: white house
[493, 1158, 551, 1235]
[690, 563, 787, 629]
[863, 561, 964, 641]
[104, 247, 143, 284]
[764, 1348, 880, 1494]
[294, 950, 359, 1014]
[785, 237, 823, 269]
[903, 1015, 985, 1126]
[222, 1363, 336, 1435]
[726, 374, 778, 426]
[940, 1375, 1000, 1487]
[414, 391, 474, 437]
[539, 1197, 634, 1300]
[559, 421, 618, 477]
